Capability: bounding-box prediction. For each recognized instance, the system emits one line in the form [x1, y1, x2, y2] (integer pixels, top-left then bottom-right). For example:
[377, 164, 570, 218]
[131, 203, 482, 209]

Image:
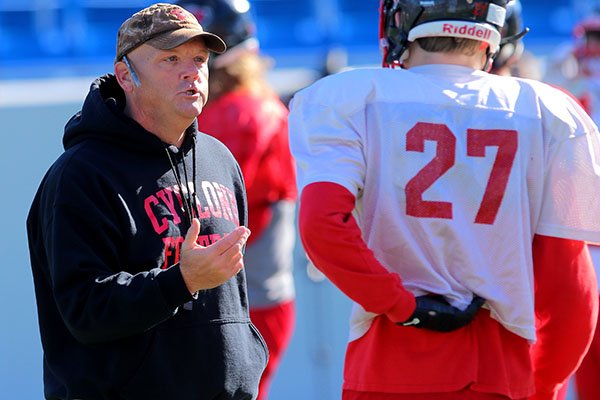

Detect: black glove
[398, 294, 485, 332]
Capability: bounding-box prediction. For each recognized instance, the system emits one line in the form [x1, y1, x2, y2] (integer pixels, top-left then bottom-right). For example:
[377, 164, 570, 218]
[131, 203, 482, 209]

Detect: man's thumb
[183, 218, 201, 249]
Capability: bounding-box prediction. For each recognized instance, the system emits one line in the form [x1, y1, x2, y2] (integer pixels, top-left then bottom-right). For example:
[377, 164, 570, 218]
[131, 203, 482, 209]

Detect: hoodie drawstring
[164, 138, 198, 226]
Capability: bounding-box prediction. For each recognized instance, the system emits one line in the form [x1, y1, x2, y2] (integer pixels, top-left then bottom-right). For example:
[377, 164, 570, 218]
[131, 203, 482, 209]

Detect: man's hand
[179, 218, 251, 293]
[398, 294, 485, 332]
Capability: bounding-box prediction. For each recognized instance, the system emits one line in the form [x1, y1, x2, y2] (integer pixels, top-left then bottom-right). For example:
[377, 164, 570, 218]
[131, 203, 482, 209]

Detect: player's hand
[398, 294, 485, 332]
[180, 218, 251, 293]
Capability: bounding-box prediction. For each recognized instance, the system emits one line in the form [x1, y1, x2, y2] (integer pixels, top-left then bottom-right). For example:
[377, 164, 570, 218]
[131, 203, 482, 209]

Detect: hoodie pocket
[118, 319, 267, 400]
[249, 320, 269, 365]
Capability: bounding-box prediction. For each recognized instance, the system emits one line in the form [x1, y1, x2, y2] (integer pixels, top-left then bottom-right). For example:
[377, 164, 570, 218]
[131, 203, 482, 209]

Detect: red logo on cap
[170, 8, 187, 20]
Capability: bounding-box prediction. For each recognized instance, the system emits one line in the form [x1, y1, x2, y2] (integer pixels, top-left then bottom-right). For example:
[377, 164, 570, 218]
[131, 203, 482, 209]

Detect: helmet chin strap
[483, 48, 496, 72]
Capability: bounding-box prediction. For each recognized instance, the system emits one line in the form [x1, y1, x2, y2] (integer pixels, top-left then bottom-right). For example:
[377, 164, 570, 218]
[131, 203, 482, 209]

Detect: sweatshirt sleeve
[529, 235, 599, 399]
[40, 164, 193, 344]
[298, 181, 416, 322]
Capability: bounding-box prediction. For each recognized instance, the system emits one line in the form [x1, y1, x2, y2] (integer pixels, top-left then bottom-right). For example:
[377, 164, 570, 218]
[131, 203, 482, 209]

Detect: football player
[289, 1, 600, 399]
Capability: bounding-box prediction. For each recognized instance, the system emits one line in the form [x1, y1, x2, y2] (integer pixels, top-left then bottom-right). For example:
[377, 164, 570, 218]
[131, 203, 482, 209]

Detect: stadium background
[0, 0, 598, 398]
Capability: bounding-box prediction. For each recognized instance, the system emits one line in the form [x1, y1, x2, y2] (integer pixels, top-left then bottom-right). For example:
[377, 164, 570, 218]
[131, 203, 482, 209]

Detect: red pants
[250, 300, 295, 400]
[343, 388, 524, 400]
[574, 293, 600, 400]
[556, 293, 600, 400]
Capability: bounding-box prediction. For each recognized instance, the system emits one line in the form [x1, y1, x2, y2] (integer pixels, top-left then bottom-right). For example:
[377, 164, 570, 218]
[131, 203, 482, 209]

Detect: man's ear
[114, 61, 136, 92]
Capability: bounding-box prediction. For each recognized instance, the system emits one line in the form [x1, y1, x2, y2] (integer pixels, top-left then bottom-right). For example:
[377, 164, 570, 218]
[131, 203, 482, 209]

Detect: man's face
[125, 38, 210, 123]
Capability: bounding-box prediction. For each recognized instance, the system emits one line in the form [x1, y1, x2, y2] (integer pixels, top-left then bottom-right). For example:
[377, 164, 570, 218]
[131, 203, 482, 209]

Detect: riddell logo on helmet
[442, 23, 491, 39]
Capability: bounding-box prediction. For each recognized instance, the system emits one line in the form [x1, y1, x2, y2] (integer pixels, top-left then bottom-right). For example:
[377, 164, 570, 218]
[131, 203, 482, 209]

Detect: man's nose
[182, 60, 201, 81]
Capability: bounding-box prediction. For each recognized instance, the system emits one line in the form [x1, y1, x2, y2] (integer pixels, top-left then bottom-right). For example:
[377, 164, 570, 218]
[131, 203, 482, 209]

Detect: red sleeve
[299, 182, 416, 322]
[529, 235, 599, 399]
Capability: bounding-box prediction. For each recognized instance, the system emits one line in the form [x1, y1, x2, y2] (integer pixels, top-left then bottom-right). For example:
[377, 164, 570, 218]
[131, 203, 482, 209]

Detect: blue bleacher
[0, 0, 592, 79]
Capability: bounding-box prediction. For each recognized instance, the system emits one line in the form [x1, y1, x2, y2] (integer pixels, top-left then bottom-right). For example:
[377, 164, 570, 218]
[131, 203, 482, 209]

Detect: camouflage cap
[115, 3, 227, 62]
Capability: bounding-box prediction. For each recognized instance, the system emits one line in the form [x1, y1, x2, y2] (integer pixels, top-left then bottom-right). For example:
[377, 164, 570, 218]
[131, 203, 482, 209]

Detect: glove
[398, 294, 485, 332]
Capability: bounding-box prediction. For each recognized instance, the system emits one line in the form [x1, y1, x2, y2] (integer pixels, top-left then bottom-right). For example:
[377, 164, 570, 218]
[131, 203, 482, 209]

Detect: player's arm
[529, 235, 598, 400]
[298, 181, 416, 322]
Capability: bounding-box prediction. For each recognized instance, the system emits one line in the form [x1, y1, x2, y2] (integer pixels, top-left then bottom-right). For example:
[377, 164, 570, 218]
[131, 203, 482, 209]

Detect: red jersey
[198, 90, 297, 243]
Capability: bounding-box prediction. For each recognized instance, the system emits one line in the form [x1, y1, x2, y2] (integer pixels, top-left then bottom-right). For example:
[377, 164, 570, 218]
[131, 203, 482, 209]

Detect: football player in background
[544, 9, 600, 121]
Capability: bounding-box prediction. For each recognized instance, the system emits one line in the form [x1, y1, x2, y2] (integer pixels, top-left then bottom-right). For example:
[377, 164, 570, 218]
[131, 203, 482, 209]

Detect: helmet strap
[483, 46, 497, 72]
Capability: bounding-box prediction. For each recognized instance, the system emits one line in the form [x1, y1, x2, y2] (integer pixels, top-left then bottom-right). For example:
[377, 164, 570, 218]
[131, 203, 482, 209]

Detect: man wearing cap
[26, 3, 267, 399]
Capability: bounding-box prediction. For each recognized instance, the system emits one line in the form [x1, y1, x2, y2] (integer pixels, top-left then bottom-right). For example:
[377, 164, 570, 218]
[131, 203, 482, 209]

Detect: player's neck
[404, 46, 487, 70]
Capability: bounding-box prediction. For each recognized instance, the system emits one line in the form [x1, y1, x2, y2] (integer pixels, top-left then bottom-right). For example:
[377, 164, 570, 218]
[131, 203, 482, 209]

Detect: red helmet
[573, 10, 600, 61]
[573, 11, 600, 39]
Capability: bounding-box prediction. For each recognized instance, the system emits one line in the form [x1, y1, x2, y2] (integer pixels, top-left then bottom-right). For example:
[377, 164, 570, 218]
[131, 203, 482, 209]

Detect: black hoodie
[26, 74, 268, 400]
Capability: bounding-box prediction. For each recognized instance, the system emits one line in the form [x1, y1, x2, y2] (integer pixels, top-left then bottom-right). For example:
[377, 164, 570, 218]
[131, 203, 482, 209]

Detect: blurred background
[1, 0, 599, 399]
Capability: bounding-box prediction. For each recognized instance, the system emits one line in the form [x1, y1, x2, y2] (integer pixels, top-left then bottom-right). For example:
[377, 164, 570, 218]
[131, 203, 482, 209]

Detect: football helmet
[572, 9, 600, 76]
[380, 0, 512, 68]
[573, 9, 600, 40]
[177, 0, 258, 66]
[573, 9, 600, 59]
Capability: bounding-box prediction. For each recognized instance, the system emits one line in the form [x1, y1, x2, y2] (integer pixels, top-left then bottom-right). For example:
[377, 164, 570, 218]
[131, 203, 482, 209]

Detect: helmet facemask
[380, 0, 421, 68]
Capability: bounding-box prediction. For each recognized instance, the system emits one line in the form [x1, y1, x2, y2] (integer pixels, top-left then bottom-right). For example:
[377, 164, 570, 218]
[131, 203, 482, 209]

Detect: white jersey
[289, 64, 600, 342]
